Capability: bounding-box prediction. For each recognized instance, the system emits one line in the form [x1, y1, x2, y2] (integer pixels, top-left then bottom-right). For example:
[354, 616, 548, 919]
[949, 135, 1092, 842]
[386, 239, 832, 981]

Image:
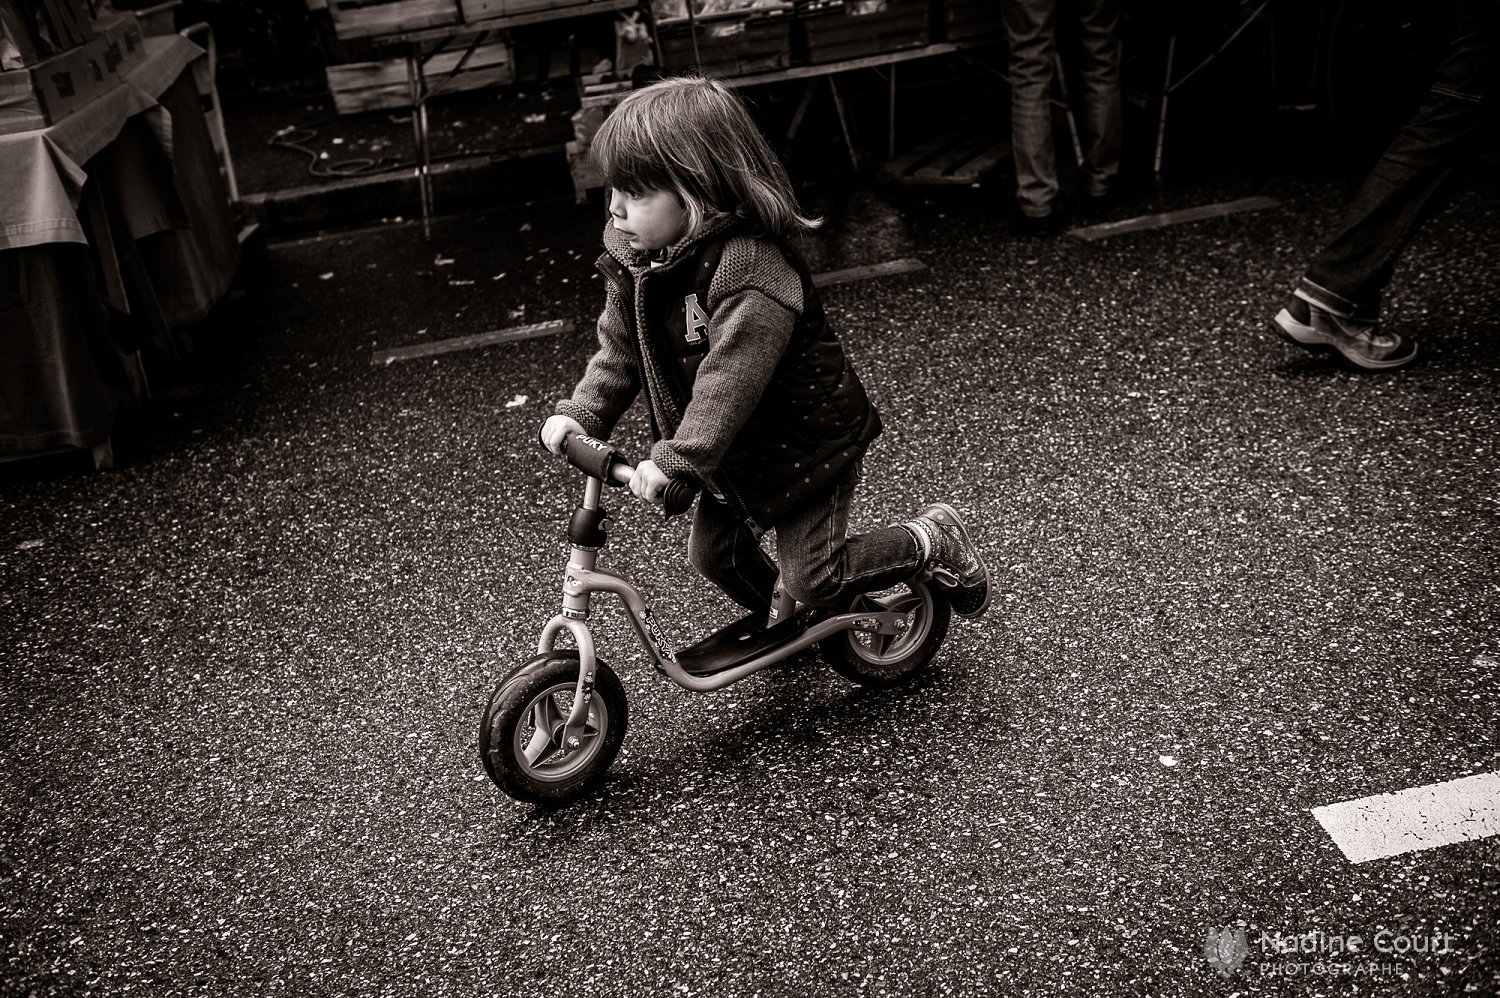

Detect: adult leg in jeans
[1071, 0, 1123, 200]
[1298, 0, 1497, 320]
[1003, 0, 1060, 219]
[687, 492, 776, 615]
[774, 462, 923, 608]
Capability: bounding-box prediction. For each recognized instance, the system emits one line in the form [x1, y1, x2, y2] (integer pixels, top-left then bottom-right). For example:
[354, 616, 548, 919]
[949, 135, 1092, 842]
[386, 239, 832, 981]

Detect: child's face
[608, 187, 689, 252]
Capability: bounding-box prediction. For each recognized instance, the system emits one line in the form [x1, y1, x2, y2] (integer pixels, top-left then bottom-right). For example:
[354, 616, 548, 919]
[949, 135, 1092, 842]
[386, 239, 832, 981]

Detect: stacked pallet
[0, 0, 148, 134]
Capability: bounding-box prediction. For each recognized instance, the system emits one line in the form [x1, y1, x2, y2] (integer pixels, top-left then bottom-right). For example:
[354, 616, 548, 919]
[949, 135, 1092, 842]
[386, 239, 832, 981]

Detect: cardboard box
[133, 0, 179, 36]
[95, 8, 144, 77]
[0, 66, 47, 129]
[796, 0, 928, 65]
[655, 5, 792, 77]
[0, 31, 112, 132]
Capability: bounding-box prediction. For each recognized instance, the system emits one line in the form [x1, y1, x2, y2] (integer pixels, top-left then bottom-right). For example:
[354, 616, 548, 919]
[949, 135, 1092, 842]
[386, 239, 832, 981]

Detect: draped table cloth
[1, 32, 238, 460]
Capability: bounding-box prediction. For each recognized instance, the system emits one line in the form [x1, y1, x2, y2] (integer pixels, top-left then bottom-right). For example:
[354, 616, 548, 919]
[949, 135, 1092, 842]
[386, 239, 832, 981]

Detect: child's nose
[607, 190, 626, 218]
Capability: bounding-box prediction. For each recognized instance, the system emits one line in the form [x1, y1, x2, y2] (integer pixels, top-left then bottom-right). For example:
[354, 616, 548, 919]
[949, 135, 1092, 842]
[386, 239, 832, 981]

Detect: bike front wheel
[818, 579, 950, 688]
[479, 651, 628, 805]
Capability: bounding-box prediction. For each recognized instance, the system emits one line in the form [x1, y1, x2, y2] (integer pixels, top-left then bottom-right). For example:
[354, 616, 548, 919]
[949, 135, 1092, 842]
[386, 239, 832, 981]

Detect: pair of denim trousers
[687, 462, 921, 613]
[1300, 0, 1498, 318]
[1002, 0, 1123, 217]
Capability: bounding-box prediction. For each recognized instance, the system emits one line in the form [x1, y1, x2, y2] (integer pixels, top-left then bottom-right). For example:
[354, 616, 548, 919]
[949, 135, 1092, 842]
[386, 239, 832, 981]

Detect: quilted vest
[597, 230, 882, 529]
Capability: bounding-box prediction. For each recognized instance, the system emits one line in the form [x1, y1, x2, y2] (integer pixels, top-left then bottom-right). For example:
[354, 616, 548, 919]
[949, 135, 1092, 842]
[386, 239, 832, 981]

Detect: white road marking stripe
[1311, 771, 1500, 864]
[1067, 196, 1282, 241]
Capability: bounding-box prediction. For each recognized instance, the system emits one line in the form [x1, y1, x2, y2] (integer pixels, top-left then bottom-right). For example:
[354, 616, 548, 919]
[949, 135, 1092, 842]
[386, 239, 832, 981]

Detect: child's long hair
[591, 75, 821, 238]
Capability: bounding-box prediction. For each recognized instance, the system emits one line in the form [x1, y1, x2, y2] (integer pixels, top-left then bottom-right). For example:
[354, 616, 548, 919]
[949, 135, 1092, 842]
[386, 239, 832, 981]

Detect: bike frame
[539, 474, 906, 744]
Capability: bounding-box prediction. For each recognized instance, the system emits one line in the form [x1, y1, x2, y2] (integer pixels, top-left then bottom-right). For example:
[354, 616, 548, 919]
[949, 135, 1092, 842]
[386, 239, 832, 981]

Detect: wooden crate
[462, 0, 620, 19]
[795, 0, 927, 65]
[940, 0, 1000, 42]
[327, 0, 462, 40]
[325, 33, 514, 113]
[655, 6, 792, 77]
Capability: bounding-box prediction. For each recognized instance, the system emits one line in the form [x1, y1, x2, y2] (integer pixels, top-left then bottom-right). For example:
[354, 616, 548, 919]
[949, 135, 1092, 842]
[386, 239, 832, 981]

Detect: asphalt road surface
[3, 154, 1497, 996]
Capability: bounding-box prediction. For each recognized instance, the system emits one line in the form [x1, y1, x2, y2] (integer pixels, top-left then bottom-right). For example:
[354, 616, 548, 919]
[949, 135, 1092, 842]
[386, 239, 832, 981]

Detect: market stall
[311, 0, 1006, 213]
[1, 1, 239, 466]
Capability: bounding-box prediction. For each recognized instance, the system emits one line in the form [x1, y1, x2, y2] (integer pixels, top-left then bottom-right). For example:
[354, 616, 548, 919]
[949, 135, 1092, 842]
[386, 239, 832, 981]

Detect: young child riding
[540, 75, 991, 623]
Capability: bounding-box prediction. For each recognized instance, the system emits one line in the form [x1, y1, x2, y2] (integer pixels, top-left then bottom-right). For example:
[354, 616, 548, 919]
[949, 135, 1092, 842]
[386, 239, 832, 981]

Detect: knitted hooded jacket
[556, 214, 881, 530]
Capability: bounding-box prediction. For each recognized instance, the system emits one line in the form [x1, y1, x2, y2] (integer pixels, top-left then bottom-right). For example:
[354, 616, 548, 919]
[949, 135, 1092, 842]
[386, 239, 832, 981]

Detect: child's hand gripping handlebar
[557, 432, 698, 517]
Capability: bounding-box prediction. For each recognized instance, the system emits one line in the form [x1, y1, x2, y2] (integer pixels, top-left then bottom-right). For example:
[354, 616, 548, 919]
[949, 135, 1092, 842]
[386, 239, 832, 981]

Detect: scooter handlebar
[556, 432, 698, 517]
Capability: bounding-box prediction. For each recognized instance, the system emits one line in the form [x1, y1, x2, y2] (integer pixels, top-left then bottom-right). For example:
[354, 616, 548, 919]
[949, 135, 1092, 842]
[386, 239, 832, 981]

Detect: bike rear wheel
[818, 580, 950, 688]
[479, 651, 628, 804]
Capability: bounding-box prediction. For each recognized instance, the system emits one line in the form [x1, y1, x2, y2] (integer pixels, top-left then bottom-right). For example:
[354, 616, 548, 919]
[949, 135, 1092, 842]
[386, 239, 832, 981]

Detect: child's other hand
[629, 459, 670, 503]
[540, 415, 584, 455]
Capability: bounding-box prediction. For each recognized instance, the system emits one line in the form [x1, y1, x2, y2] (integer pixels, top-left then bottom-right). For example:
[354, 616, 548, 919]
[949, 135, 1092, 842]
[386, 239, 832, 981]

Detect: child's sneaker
[904, 503, 991, 619]
[1272, 291, 1418, 370]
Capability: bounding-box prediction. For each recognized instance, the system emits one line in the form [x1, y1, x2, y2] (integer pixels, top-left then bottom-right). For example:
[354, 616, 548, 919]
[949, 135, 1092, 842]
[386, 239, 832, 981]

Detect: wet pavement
[2, 136, 1498, 996]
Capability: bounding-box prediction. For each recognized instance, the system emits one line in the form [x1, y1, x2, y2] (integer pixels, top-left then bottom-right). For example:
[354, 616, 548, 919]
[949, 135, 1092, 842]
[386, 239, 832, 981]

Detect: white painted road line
[1067, 196, 1282, 241]
[1312, 771, 1500, 864]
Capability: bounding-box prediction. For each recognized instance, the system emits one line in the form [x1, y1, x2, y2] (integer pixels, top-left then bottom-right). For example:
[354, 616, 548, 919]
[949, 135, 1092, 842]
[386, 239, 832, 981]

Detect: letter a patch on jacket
[683, 293, 708, 344]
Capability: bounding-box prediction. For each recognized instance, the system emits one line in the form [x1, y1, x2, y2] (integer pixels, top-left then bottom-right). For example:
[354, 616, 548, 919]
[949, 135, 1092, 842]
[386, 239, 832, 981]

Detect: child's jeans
[687, 461, 922, 614]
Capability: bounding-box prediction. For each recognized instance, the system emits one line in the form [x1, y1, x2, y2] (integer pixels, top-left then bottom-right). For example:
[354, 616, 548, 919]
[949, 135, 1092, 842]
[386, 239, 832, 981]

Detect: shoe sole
[1271, 310, 1419, 371]
[926, 502, 992, 619]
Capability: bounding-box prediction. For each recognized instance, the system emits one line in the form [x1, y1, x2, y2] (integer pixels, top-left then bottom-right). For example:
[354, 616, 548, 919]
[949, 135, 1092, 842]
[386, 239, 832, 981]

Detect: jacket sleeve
[650, 238, 803, 482]
[556, 281, 639, 439]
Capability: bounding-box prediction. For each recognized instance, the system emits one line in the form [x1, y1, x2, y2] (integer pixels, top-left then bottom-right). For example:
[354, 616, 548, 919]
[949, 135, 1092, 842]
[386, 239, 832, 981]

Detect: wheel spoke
[531, 692, 566, 734]
[521, 725, 555, 765]
[873, 592, 919, 614]
[521, 692, 568, 766]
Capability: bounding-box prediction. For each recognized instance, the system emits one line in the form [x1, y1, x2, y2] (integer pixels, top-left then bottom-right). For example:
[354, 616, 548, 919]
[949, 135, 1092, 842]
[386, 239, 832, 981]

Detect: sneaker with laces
[903, 503, 991, 619]
[1272, 291, 1418, 370]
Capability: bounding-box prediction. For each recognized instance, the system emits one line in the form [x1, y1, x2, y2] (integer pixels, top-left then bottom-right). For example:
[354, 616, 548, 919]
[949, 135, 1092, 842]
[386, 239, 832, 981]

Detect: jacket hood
[601, 210, 744, 270]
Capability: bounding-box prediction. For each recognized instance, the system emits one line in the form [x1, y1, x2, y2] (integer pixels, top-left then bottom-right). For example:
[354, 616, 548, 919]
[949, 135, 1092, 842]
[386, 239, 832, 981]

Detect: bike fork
[538, 611, 599, 749]
[537, 474, 607, 747]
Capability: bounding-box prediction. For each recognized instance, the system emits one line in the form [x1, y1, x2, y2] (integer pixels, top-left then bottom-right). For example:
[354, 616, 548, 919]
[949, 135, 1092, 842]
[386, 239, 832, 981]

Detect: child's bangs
[593, 113, 674, 194]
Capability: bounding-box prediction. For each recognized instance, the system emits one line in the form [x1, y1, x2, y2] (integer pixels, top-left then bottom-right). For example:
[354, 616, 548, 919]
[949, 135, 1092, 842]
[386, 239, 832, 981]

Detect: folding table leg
[787, 79, 817, 141]
[827, 75, 859, 171]
[1154, 34, 1176, 176]
[407, 45, 434, 240]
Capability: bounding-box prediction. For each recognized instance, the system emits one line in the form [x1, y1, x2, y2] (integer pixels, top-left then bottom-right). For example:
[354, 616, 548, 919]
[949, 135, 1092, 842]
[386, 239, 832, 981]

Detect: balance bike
[479, 433, 952, 805]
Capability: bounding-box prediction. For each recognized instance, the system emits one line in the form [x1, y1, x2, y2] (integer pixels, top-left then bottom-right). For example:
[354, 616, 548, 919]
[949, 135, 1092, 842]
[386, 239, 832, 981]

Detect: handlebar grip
[660, 477, 698, 518]
[561, 432, 626, 483]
